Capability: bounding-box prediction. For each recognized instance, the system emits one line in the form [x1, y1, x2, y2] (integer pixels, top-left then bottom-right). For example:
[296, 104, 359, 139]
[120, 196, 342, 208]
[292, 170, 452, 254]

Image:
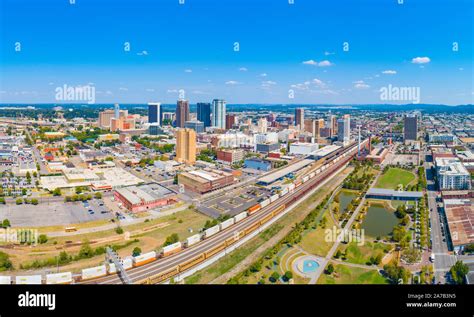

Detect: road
[423, 152, 456, 283]
[80, 141, 363, 284]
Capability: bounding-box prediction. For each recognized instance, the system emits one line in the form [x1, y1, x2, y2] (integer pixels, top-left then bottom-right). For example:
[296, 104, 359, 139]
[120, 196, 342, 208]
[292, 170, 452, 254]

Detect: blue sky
[0, 0, 472, 105]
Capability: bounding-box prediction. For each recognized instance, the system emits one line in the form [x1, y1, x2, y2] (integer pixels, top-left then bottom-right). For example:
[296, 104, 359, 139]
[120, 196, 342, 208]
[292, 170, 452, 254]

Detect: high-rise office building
[176, 99, 190, 128]
[197, 102, 211, 128]
[337, 115, 350, 145]
[148, 102, 162, 125]
[404, 114, 418, 141]
[329, 115, 337, 137]
[304, 119, 324, 138]
[212, 99, 226, 129]
[185, 120, 205, 133]
[98, 109, 115, 128]
[176, 128, 196, 165]
[226, 114, 236, 130]
[295, 108, 304, 129]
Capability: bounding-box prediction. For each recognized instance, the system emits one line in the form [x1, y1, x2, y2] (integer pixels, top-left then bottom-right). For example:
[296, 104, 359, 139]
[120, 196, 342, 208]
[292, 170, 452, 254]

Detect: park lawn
[375, 167, 416, 190]
[339, 241, 392, 265]
[299, 213, 336, 257]
[317, 263, 388, 284]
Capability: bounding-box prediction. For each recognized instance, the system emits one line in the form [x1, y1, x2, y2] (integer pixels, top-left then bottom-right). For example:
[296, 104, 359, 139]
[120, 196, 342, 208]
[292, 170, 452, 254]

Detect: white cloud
[145, 88, 155, 92]
[239, 67, 248, 72]
[184, 69, 192, 73]
[260, 73, 268, 77]
[261, 81, 277, 89]
[411, 57, 430, 64]
[302, 59, 333, 67]
[312, 78, 326, 88]
[382, 70, 397, 75]
[119, 87, 128, 91]
[353, 80, 370, 89]
[225, 80, 241, 85]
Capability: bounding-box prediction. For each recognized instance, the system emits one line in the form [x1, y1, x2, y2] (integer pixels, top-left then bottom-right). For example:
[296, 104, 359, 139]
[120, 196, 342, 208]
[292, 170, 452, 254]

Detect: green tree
[38, 234, 48, 244]
[325, 264, 335, 275]
[2, 219, 11, 228]
[31, 198, 39, 205]
[94, 192, 102, 199]
[450, 261, 469, 285]
[52, 188, 62, 196]
[163, 233, 180, 247]
[269, 271, 280, 283]
[0, 251, 13, 271]
[132, 247, 142, 257]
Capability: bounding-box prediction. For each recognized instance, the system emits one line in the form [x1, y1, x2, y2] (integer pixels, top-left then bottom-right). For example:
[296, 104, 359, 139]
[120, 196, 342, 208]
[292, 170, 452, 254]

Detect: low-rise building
[216, 149, 245, 165]
[289, 142, 318, 155]
[244, 158, 272, 171]
[178, 169, 234, 194]
[114, 183, 177, 213]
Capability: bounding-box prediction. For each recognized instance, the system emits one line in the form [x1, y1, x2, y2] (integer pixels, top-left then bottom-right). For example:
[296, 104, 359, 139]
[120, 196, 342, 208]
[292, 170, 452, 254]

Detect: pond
[339, 190, 357, 214]
[361, 203, 399, 238]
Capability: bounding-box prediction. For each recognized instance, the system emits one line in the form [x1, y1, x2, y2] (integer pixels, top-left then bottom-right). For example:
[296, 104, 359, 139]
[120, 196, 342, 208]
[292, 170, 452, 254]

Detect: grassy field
[3, 208, 210, 273]
[338, 241, 392, 265]
[317, 263, 388, 284]
[299, 214, 336, 257]
[375, 168, 416, 190]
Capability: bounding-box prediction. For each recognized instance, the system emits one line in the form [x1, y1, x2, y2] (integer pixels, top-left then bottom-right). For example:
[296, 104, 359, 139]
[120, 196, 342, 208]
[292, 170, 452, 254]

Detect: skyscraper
[197, 102, 211, 128]
[329, 115, 337, 137]
[337, 115, 350, 145]
[176, 99, 190, 128]
[114, 103, 120, 120]
[176, 128, 196, 165]
[148, 102, 162, 125]
[225, 114, 236, 130]
[404, 114, 418, 141]
[212, 99, 226, 129]
[295, 108, 304, 129]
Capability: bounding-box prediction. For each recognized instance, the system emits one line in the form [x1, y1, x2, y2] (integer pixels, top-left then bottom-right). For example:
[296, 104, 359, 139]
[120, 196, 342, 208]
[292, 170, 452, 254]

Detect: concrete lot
[198, 186, 272, 218]
[0, 200, 113, 227]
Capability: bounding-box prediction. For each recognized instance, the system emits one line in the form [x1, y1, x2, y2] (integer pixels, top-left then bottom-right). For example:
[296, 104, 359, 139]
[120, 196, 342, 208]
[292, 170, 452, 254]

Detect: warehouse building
[444, 199, 474, 253]
[366, 188, 423, 201]
[114, 183, 177, 213]
[244, 158, 272, 171]
[178, 169, 234, 194]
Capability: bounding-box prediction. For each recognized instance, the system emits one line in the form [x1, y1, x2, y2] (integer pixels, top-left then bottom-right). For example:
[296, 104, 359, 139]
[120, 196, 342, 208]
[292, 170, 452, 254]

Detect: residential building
[175, 128, 196, 165]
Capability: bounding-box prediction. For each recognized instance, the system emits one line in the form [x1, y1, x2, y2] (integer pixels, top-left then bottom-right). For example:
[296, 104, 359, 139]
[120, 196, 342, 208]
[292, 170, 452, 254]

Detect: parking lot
[198, 186, 272, 218]
[0, 199, 113, 227]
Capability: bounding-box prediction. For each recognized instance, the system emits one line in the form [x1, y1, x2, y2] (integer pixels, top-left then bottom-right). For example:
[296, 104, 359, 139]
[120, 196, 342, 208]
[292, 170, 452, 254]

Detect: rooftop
[115, 183, 174, 205]
[258, 158, 313, 184]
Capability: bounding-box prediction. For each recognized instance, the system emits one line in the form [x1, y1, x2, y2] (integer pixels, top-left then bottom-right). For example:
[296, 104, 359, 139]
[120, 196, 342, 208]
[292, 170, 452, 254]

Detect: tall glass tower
[212, 99, 226, 129]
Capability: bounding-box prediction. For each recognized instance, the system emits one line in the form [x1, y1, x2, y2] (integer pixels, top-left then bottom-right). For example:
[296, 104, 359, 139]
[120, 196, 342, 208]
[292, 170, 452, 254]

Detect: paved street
[424, 152, 456, 284]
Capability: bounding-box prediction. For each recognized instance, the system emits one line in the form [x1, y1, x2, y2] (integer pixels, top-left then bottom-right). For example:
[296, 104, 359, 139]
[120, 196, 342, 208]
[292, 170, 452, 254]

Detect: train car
[178, 254, 206, 272]
[133, 251, 157, 266]
[0, 276, 11, 285]
[226, 230, 245, 246]
[185, 234, 202, 247]
[244, 221, 260, 236]
[288, 183, 296, 191]
[316, 169, 321, 174]
[161, 242, 182, 257]
[273, 204, 286, 215]
[16, 275, 42, 285]
[46, 272, 73, 284]
[302, 175, 309, 183]
[295, 180, 302, 187]
[234, 211, 248, 223]
[260, 199, 270, 208]
[108, 262, 117, 274]
[247, 204, 261, 215]
[139, 266, 180, 285]
[280, 188, 289, 196]
[122, 257, 133, 270]
[219, 218, 235, 231]
[309, 172, 315, 179]
[269, 194, 279, 203]
[204, 224, 220, 238]
[81, 265, 107, 280]
[260, 212, 274, 225]
[204, 242, 226, 259]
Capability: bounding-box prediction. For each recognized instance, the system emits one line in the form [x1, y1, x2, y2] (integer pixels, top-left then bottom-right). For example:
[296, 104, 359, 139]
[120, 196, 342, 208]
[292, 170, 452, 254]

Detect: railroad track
[80, 140, 366, 284]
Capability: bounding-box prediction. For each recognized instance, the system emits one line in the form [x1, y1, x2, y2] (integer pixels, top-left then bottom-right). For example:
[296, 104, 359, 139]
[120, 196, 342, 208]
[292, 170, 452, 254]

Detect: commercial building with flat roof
[258, 158, 313, 185]
[435, 157, 471, 190]
[114, 183, 177, 213]
[289, 142, 318, 155]
[178, 169, 234, 194]
[366, 188, 423, 201]
[444, 199, 474, 253]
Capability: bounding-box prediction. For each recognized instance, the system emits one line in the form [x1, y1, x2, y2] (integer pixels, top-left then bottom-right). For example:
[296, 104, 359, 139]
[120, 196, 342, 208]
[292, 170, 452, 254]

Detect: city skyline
[0, 0, 472, 105]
